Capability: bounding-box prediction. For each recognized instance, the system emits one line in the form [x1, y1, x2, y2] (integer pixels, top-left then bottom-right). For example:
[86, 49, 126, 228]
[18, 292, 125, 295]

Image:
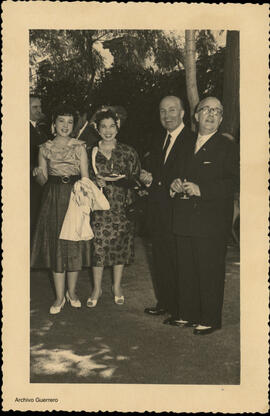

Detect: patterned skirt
[91, 208, 135, 267]
[31, 181, 91, 273]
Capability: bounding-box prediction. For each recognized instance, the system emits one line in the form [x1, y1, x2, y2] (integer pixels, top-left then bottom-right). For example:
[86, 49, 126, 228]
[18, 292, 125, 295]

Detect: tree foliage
[30, 29, 234, 151]
[221, 31, 240, 140]
[103, 30, 184, 72]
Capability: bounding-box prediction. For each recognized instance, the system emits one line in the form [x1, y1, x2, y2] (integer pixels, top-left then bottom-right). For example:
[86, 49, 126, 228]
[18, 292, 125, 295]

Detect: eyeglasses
[198, 106, 223, 116]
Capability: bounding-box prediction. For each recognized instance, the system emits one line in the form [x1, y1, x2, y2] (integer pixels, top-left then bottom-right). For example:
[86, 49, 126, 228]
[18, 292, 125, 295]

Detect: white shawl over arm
[59, 178, 110, 241]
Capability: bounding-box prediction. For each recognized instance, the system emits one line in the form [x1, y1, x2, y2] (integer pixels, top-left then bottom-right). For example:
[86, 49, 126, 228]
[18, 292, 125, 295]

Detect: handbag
[125, 197, 147, 222]
[124, 180, 148, 222]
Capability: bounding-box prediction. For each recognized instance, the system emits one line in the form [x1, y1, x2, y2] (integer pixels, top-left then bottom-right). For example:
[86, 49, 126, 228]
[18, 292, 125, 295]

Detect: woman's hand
[33, 165, 47, 186]
[32, 166, 44, 177]
[96, 175, 107, 188]
[35, 149, 48, 186]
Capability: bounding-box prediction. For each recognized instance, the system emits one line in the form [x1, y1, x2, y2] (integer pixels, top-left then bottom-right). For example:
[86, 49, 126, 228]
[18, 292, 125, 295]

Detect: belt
[47, 175, 80, 184]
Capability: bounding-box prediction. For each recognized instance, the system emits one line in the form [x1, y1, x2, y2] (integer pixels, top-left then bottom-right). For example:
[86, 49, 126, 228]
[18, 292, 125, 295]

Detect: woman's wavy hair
[95, 109, 120, 131]
[52, 103, 77, 125]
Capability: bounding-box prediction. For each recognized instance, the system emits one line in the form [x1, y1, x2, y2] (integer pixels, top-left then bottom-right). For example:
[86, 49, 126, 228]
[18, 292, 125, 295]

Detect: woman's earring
[51, 123, 56, 136]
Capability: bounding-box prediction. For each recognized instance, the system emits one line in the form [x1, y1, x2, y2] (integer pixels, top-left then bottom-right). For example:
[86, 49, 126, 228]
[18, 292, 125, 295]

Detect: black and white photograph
[29, 27, 241, 385]
[2, 2, 269, 413]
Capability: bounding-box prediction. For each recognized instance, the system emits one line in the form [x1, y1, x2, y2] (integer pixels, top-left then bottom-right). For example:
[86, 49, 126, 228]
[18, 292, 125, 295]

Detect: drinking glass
[180, 178, 189, 199]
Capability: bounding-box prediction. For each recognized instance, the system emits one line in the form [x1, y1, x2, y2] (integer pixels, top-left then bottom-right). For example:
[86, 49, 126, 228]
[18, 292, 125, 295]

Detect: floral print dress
[90, 142, 141, 266]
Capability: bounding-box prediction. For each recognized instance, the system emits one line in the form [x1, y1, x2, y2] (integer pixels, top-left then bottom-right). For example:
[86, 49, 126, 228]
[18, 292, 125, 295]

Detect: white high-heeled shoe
[66, 291, 81, 308]
[114, 295, 125, 305]
[49, 297, 66, 315]
[112, 286, 125, 305]
[86, 290, 102, 308]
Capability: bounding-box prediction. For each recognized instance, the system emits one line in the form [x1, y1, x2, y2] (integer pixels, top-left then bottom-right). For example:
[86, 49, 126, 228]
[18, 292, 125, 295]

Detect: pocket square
[203, 161, 212, 165]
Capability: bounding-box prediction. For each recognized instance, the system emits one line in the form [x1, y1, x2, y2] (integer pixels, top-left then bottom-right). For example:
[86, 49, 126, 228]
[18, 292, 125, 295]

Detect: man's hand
[140, 169, 153, 187]
[182, 181, 201, 197]
[170, 178, 184, 193]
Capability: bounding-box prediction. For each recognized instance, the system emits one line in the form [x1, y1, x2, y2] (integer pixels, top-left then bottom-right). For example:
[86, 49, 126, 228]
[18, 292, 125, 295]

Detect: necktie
[162, 134, 172, 163]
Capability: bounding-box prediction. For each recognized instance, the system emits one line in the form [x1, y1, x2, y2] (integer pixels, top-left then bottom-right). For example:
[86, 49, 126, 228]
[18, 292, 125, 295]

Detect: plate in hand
[101, 174, 126, 182]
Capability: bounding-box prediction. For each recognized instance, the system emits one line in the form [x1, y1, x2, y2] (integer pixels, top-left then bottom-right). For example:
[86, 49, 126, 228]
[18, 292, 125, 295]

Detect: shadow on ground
[30, 237, 240, 384]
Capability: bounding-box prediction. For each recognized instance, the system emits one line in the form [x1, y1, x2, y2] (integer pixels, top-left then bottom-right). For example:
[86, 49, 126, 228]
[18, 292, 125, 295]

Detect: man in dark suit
[171, 97, 239, 335]
[140, 95, 193, 321]
[74, 107, 100, 153]
[30, 95, 47, 242]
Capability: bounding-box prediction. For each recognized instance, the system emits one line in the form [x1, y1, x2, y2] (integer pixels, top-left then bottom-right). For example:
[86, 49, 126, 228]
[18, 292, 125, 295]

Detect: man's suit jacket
[77, 122, 100, 153]
[173, 132, 239, 238]
[30, 122, 47, 236]
[30, 122, 47, 172]
[147, 126, 194, 235]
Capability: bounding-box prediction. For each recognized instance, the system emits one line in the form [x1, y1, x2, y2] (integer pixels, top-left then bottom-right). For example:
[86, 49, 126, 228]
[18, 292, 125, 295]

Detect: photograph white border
[2, 2, 269, 412]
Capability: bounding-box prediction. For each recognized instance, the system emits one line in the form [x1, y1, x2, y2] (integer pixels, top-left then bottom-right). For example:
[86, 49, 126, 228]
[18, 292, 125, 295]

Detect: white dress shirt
[163, 122, 185, 163]
[30, 120, 37, 128]
[194, 130, 217, 154]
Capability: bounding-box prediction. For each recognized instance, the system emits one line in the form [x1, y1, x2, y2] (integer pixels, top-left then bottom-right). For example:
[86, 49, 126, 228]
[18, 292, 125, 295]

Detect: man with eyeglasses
[170, 97, 239, 335]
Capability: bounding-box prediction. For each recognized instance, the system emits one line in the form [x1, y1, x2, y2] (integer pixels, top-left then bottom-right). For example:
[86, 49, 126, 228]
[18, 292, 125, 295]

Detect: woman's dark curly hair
[52, 103, 77, 125]
[95, 109, 119, 131]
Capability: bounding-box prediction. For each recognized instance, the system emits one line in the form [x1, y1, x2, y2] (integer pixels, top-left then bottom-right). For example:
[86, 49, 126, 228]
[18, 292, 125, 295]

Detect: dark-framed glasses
[198, 106, 223, 116]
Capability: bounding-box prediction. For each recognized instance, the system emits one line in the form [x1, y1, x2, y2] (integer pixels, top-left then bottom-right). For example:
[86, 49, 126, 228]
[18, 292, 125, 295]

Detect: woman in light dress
[31, 104, 91, 314]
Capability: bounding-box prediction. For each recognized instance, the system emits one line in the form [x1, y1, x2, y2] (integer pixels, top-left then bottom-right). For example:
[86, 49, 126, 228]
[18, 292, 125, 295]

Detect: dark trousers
[176, 235, 227, 328]
[151, 232, 178, 316]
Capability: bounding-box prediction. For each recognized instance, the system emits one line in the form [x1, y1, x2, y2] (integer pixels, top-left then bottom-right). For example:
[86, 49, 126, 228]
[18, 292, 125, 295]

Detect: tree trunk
[221, 31, 240, 140]
[185, 30, 200, 131]
[84, 70, 96, 105]
[84, 32, 96, 106]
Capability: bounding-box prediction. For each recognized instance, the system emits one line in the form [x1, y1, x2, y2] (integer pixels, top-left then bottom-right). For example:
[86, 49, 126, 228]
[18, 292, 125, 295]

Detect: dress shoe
[163, 316, 177, 325]
[193, 326, 220, 335]
[49, 297, 66, 315]
[163, 317, 197, 327]
[66, 291, 81, 308]
[144, 307, 167, 316]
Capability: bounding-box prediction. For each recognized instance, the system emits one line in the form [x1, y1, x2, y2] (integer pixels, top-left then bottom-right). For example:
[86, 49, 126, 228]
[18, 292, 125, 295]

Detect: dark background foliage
[30, 30, 232, 153]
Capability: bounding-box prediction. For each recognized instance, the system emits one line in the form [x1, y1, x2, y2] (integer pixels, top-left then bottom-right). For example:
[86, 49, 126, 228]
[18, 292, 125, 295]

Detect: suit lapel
[154, 134, 166, 167]
[193, 132, 219, 160]
[164, 127, 186, 167]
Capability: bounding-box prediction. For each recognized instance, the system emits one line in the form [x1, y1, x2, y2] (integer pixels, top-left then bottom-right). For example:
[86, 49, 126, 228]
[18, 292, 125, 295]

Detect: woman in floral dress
[31, 104, 91, 314]
[87, 109, 141, 307]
